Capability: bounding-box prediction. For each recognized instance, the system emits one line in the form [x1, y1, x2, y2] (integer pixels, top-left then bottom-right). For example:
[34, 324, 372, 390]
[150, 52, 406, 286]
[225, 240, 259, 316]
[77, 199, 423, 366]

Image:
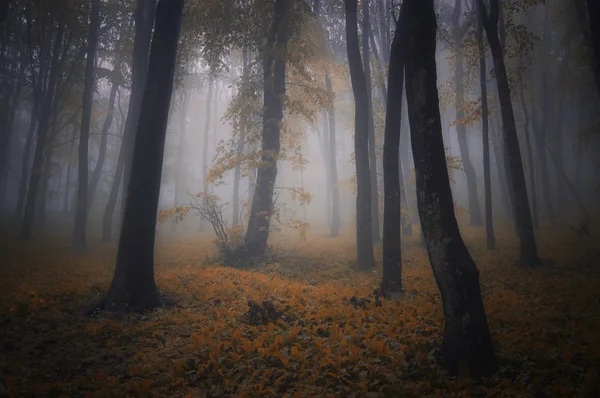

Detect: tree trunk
[15, 106, 37, 220]
[362, 0, 381, 243]
[120, 0, 156, 217]
[20, 22, 64, 239]
[479, 0, 540, 267]
[584, 0, 600, 100]
[243, 0, 290, 259]
[381, 2, 405, 298]
[476, 2, 495, 250]
[202, 79, 213, 192]
[345, 0, 375, 270]
[89, 0, 184, 314]
[517, 63, 538, 228]
[89, 18, 131, 211]
[325, 74, 341, 237]
[453, 0, 482, 226]
[174, 89, 190, 208]
[73, 0, 100, 251]
[102, 145, 124, 241]
[404, 0, 497, 377]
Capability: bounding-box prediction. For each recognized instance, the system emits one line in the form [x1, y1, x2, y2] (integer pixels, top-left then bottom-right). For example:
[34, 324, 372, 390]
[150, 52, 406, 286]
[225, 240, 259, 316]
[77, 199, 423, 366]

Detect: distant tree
[478, 0, 540, 267]
[345, 0, 375, 271]
[404, 0, 497, 377]
[73, 0, 100, 252]
[89, 0, 184, 313]
[381, 1, 406, 298]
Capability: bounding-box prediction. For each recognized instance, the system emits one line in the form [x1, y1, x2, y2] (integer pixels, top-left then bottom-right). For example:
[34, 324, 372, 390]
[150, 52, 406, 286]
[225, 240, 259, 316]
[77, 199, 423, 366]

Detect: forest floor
[0, 226, 599, 397]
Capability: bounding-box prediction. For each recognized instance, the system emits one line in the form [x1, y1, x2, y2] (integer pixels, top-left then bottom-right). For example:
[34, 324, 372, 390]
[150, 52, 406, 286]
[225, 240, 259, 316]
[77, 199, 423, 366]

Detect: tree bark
[362, 0, 381, 243]
[243, 0, 290, 259]
[476, 2, 495, 250]
[15, 105, 37, 220]
[345, 0, 375, 270]
[73, 0, 100, 251]
[404, 0, 497, 377]
[202, 78, 213, 193]
[479, 0, 540, 267]
[381, 2, 405, 298]
[89, 0, 184, 314]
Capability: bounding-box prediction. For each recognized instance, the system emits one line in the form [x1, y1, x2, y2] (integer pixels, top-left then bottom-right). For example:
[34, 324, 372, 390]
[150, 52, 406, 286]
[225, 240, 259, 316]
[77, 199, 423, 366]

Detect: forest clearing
[1, 226, 599, 397]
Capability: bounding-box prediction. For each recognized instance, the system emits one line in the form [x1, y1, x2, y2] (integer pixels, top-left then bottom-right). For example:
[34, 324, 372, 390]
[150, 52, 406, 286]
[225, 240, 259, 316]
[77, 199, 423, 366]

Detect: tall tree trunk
[202, 79, 213, 192]
[174, 89, 189, 208]
[73, 0, 100, 251]
[362, 0, 381, 243]
[404, 0, 497, 377]
[104, 0, 155, 239]
[243, 0, 290, 259]
[345, 0, 375, 270]
[517, 64, 538, 228]
[89, 19, 131, 210]
[325, 74, 341, 237]
[20, 22, 64, 239]
[15, 106, 36, 220]
[381, 2, 405, 298]
[476, 2, 495, 250]
[232, 48, 249, 227]
[453, 0, 482, 226]
[119, 0, 156, 217]
[88, 0, 184, 314]
[320, 110, 332, 227]
[479, 0, 540, 267]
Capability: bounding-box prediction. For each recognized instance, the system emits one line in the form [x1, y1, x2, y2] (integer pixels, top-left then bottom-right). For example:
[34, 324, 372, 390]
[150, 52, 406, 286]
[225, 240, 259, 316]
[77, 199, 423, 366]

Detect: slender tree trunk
[345, 0, 375, 270]
[174, 89, 189, 208]
[517, 65, 538, 228]
[89, 19, 131, 211]
[404, 0, 497, 377]
[89, 0, 184, 314]
[15, 106, 36, 220]
[73, 0, 100, 251]
[453, 0, 482, 226]
[243, 0, 290, 259]
[476, 2, 495, 250]
[20, 22, 64, 239]
[362, 0, 381, 243]
[381, 2, 405, 298]
[325, 75, 341, 237]
[202, 79, 213, 192]
[320, 110, 332, 226]
[479, 0, 540, 267]
[102, 145, 125, 241]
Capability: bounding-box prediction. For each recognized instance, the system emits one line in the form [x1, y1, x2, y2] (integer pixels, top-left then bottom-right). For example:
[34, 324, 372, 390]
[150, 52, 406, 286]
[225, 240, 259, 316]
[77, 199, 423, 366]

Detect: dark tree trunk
[20, 22, 64, 239]
[15, 105, 37, 220]
[517, 63, 538, 228]
[584, 0, 600, 100]
[345, 0, 375, 270]
[325, 74, 341, 237]
[120, 0, 156, 216]
[476, 3, 495, 250]
[453, 0, 482, 226]
[73, 0, 100, 251]
[479, 0, 540, 267]
[362, 0, 381, 243]
[404, 0, 497, 377]
[88, 0, 184, 314]
[381, 2, 405, 298]
[243, 0, 290, 259]
[104, 0, 155, 240]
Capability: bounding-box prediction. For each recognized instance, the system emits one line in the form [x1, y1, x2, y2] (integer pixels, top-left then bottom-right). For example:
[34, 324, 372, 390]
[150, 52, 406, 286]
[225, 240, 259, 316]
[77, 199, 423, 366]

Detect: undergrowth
[0, 227, 599, 397]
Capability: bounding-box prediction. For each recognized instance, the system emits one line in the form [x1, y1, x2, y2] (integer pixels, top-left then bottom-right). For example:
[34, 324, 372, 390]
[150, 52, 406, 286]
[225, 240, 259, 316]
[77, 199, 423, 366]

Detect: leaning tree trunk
[476, 2, 495, 250]
[73, 0, 100, 251]
[88, 0, 184, 314]
[362, 0, 381, 243]
[404, 0, 498, 377]
[479, 0, 540, 268]
[453, 0, 482, 226]
[345, 0, 375, 270]
[243, 0, 290, 259]
[381, 2, 406, 298]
